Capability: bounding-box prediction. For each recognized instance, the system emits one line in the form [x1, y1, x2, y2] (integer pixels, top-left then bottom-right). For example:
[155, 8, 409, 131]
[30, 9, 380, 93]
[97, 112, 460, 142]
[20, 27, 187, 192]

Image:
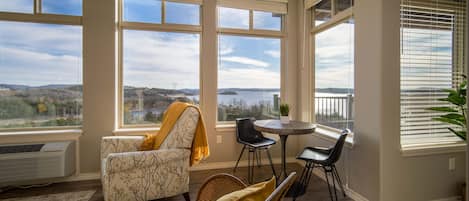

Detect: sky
[0, 0, 451, 91]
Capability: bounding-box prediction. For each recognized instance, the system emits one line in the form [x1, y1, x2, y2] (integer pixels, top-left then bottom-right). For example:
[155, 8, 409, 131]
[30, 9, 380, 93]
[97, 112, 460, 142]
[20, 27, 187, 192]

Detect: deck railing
[315, 94, 354, 129]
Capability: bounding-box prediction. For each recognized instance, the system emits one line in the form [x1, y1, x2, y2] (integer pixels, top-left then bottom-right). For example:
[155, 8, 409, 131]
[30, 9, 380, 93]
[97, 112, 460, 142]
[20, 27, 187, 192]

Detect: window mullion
[249, 9, 253, 30]
[162, 0, 166, 24]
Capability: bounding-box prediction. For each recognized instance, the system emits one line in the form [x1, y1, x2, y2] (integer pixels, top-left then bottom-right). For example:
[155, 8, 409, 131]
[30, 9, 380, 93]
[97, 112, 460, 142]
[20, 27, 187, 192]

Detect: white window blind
[400, 0, 466, 146]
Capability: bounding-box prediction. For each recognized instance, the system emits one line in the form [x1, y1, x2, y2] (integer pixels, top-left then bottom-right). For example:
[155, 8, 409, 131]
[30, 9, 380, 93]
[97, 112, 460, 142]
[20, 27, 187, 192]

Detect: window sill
[0, 129, 83, 144]
[312, 125, 354, 148]
[215, 124, 236, 132]
[401, 142, 466, 157]
[113, 127, 159, 136]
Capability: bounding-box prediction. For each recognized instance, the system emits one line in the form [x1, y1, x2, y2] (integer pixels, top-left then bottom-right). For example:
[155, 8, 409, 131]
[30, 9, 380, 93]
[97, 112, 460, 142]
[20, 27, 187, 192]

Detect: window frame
[309, 1, 354, 134]
[0, 0, 83, 132]
[117, 0, 203, 129]
[216, 6, 286, 124]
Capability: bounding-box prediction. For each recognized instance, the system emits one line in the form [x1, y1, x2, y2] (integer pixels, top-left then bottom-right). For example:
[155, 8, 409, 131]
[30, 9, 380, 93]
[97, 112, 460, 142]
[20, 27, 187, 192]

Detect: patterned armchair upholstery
[101, 107, 199, 201]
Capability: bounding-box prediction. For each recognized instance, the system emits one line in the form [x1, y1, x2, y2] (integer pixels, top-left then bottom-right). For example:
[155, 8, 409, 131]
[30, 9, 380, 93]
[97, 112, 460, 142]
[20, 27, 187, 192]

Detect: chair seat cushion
[216, 176, 276, 201]
[242, 138, 276, 148]
[296, 147, 329, 163]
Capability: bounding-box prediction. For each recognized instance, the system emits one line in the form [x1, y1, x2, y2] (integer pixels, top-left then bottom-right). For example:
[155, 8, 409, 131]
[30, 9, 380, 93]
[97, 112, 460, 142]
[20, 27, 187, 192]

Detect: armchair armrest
[101, 136, 145, 160]
[104, 148, 190, 174]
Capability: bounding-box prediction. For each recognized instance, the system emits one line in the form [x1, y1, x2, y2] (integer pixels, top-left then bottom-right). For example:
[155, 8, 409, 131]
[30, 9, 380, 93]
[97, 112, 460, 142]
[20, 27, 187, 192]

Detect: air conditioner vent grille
[0, 144, 44, 154]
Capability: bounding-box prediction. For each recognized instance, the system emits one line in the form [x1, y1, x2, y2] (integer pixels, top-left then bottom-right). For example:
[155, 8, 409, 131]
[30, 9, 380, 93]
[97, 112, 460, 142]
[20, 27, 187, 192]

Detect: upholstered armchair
[100, 107, 199, 201]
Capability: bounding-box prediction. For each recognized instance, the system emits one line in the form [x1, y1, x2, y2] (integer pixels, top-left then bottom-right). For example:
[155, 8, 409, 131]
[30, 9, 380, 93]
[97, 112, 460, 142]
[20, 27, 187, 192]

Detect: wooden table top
[253, 119, 316, 136]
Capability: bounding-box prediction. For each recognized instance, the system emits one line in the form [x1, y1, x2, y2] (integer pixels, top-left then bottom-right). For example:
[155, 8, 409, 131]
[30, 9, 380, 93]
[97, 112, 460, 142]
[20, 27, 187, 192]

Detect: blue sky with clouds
[0, 1, 451, 91]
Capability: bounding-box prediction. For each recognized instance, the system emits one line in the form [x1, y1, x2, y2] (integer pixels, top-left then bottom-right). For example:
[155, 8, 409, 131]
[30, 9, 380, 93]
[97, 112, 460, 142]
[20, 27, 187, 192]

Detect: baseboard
[296, 161, 369, 201]
[189, 157, 298, 171]
[431, 196, 462, 201]
[61, 172, 101, 182]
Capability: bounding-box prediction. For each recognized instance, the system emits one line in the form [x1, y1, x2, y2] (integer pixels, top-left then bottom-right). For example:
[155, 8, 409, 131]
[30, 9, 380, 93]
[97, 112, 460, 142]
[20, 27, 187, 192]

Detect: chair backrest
[160, 107, 200, 149]
[196, 173, 247, 201]
[235, 117, 264, 144]
[266, 172, 297, 201]
[325, 129, 350, 165]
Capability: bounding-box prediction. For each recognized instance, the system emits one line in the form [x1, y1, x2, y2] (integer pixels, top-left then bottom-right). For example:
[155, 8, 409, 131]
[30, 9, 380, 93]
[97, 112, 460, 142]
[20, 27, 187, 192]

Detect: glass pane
[218, 35, 281, 122]
[42, 0, 82, 16]
[0, 0, 33, 13]
[253, 11, 282, 31]
[218, 7, 249, 29]
[123, 30, 200, 125]
[0, 21, 83, 129]
[314, 19, 354, 131]
[165, 1, 199, 25]
[123, 0, 162, 24]
[314, 0, 331, 26]
[335, 0, 353, 13]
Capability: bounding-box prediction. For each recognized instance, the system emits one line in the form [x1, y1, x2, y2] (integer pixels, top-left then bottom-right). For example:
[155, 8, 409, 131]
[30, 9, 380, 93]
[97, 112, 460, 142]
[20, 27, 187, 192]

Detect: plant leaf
[448, 127, 466, 140]
[432, 117, 465, 127]
[440, 113, 466, 122]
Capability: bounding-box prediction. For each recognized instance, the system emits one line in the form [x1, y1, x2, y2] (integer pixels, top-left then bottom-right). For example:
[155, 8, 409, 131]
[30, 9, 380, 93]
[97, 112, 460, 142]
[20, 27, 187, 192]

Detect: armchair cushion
[216, 176, 276, 201]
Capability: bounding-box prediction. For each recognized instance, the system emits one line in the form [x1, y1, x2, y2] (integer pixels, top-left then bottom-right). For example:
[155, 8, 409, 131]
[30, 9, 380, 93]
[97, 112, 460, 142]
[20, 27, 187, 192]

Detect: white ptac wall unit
[0, 141, 76, 185]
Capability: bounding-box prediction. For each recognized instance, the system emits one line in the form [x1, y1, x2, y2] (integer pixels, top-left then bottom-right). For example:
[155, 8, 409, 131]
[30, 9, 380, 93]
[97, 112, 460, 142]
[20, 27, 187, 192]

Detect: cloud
[0, 0, 31, 13]
[122, 30, 200, 89]
[264, 50, 280, 58]
[0, 22, 82, 86]
[218, 7, 249, 28]
[219, 68, 280, 89]
[221, 56, 269, 68]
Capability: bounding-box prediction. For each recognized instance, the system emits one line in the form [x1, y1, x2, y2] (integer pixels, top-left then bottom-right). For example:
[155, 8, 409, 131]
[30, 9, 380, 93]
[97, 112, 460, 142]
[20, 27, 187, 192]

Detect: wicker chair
[196, 172, 297, 201]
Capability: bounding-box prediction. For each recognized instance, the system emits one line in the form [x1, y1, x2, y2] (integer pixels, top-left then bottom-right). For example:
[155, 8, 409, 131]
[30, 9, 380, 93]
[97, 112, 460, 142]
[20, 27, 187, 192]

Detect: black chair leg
[331, 167, 338, 201]
[266, 149, 276, 178]
[233, 145, 246, 173]
[333, 165, 346, 197]
[293, 161, 315, 200]
[182, 192, 190, 201]
[323, 167, 335, 201]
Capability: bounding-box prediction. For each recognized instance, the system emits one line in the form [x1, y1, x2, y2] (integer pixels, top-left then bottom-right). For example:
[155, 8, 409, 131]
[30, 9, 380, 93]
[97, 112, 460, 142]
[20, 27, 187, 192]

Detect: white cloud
[264, 50, 280, 58]
[0, 0, 31, 13]
[219, 68, 280, 89]
[221, 56, 269, 68]
[122, 31, 200, 89]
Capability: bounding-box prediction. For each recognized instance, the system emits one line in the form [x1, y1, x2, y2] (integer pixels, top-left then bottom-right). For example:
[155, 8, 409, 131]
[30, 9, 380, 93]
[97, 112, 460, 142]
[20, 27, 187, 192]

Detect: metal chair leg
[330, 167, 338, 201]
[333, 165, 346, 197]
[248, 148, 252, 184]
[266, 149, 276, 178]
[233, 145, 246, 173]
[323, 167, 335, 201]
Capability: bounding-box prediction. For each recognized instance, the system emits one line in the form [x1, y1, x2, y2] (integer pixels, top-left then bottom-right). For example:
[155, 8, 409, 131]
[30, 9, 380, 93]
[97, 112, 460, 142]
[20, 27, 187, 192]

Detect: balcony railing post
[346, 94, 353, 121]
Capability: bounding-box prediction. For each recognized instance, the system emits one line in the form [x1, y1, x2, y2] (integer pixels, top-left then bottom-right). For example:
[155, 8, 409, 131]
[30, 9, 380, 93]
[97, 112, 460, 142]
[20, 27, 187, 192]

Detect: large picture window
[0, 1, 83, 129]
[311, 0, 354, 131]
[217, 6, 284, 122]
[120, 0, 201, 126]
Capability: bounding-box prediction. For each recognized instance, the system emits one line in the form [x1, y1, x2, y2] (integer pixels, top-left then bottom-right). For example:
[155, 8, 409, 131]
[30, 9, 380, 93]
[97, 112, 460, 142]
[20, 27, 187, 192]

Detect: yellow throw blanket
[140, 102, 210, 166]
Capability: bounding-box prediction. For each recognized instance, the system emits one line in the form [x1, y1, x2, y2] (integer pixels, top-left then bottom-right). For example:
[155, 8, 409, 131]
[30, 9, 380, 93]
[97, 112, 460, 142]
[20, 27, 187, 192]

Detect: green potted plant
[279, 103, 290, 124]
[427, 75, 467, 140]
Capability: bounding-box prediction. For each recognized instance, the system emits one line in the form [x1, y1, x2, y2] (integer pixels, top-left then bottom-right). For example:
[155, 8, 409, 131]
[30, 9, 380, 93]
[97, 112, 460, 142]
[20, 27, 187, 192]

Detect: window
[217, 6, 284, 122]
[0, 1, 83, 129]
[311, 0, 354, 131]
[400, 0, 466, 146]
[120, 0, 201, 126]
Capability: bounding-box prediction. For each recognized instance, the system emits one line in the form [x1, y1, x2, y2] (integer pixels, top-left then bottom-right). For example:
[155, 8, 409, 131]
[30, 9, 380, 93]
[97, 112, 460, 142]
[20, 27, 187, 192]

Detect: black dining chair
[293, 129, 350, 201]
[233, 117, 277, 184]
